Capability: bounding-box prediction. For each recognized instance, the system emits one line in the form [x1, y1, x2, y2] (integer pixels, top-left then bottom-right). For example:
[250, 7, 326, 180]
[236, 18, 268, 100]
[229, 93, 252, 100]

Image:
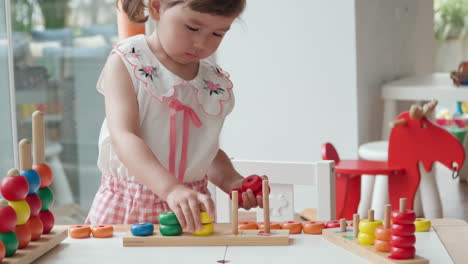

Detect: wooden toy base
[123, 223, 289, 247]
[322, 228, 428, 264]
[3, 226, 68, 264]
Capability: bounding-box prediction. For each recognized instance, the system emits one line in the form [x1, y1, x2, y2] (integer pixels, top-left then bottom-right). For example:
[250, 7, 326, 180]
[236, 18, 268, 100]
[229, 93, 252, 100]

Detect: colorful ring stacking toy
[91, 225, 114, 238]
[414, 218, 431, 232]
[358, 210, 383, 246]
[281, 221, 303, 234]
[389, 198, 416, 260]
[68, 225, 91, 239]
[374, 226, 391, 252]
[193, 223, 214, 236]
[238, 221, 258, 230]
[131, 222, 154, 236]
[302, 221, 325, 235]
[258, 222, 281, 230]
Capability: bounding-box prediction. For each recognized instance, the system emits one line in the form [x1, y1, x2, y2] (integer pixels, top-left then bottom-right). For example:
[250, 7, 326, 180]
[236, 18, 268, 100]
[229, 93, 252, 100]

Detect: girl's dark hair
[118, 0, 246, 23]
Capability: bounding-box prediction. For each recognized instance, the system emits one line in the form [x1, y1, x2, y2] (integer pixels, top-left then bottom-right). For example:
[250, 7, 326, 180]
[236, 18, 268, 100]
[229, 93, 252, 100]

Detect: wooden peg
[409, 105, 423, 120]
[368, 209, 374, 222]
[339, 218, 347, 232]
[422, 100, 438, 116]
[384, 204, 391, 228]
[353, 214, 360, 238]
[19, 139, 32, 171]
[7, 168, 19, 177]
[389, 119, 406, 128]
[400, 198, 407, 212]
[32, 111, 46, 165]
[232, 191, 239, 235]
[262, 180, 270, 234]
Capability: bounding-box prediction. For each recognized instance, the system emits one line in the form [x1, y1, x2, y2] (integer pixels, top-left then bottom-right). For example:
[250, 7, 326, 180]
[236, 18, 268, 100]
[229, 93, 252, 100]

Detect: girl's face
[155, 3, 236, 65]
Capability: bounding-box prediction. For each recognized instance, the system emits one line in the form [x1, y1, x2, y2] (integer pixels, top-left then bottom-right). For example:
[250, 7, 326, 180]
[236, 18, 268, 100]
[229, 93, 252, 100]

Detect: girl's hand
[232, 175, 269, 210]
[165, 184, 215, 233]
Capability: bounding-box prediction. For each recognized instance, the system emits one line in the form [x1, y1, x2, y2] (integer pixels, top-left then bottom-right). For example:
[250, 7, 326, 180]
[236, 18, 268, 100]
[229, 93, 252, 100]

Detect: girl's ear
[148, 0, 162, 21]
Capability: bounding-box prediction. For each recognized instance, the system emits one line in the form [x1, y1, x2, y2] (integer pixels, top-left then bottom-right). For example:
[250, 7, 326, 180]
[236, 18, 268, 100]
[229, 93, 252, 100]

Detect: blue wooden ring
[130, 222, 154, 236]
[20, 170, 41, 194]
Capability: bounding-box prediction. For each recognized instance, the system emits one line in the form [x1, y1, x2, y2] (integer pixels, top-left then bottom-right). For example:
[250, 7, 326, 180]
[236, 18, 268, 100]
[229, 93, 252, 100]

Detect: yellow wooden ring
[358, 219, 383, 234]
[358, 232, 376, 245]
[200, 212, 213, 224]
[193, 223, 214, 236]
[414, 218, 431, 232]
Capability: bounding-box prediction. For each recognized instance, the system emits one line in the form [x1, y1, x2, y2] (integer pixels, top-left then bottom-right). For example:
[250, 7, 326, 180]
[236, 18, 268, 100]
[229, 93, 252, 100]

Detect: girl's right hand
[165, 184, 215, 232]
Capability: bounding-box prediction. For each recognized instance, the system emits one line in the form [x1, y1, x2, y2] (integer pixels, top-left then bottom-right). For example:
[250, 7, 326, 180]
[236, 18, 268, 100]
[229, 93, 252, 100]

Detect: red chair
[322, 101, 465, 219]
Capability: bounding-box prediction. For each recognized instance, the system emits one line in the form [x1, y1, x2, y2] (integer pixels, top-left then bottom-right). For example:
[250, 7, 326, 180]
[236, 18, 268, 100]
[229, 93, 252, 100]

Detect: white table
[381, 73, 468, 182]
[34, 229, 452, 264]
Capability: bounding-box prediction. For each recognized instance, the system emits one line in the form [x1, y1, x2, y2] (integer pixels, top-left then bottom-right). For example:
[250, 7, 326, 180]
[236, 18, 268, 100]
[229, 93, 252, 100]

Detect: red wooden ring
[391, 210, 416, 224]
[242, 175, 263, 192]
[389, 246, 415, 260]
[391, 223, 415, 236]
[68, 225, 91, 239]
[302, 221, 325, 235]
[281, 221, 303, 234]
[390, 234, 415, 248]
[325, 220, 341, 228]
[238, 221, 258, 230]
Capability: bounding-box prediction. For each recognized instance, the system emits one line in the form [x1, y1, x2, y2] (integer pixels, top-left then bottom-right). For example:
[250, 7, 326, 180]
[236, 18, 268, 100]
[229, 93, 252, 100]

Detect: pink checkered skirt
[85, 174, 209, 225]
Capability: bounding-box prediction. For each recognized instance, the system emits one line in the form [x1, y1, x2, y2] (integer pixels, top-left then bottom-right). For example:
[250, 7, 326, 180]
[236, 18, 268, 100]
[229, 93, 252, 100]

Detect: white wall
[355, 0, 435, 143]
[218, 0, 359, 162]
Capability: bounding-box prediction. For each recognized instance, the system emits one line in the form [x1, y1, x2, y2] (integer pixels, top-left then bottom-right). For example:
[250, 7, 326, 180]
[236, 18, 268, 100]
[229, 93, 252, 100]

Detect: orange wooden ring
[302, 221, 325, 235]
[374, 239, 391, 252]
[91, 225, 114, 238]
[257, 222, 281, 230]
[238, 221, 258, 230]
[375, 226, 391, 241]
[281, 221, 303, 234]
[68, 225, 91, 239]
[14, 224, 31, 249]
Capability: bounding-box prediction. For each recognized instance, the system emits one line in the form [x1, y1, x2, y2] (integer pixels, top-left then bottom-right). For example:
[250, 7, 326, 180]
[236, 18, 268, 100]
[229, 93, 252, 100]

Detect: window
[2, 0, 118, 224]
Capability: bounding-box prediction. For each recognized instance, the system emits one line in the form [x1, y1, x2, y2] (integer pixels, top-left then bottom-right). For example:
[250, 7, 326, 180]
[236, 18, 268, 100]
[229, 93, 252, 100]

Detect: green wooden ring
[158, 211, 180, 226]
[159, 224, 182, 236]
[0, 231, 19, 257]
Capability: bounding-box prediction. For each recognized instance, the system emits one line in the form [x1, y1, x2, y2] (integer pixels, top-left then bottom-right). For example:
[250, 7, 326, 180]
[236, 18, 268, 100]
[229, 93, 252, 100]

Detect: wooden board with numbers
[2, 226, 68, 264]
[322, 227, 428, 264]
[123, 223, 289, 247]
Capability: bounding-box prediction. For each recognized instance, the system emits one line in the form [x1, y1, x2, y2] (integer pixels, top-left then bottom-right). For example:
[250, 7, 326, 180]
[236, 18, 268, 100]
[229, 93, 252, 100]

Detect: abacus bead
[26, 215, 44, 240]
[25, 193, 42, 216]
[0, 232, 19, 257]
[0, 206, 17, 232]
[0, 240, 5, 262]
[37, 187, 54, 211]
[0, 176, 29, 201]
[20, 170, 41, 194]
[13, 224, 31, 249]
[39, 210, 55, 234]
[32, 164, 53, 188]
[8, 200, 30, 225]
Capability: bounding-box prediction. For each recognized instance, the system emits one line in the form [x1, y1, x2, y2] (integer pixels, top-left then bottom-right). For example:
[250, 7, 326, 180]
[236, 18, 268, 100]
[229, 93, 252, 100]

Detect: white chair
[215, 160, 336, 223]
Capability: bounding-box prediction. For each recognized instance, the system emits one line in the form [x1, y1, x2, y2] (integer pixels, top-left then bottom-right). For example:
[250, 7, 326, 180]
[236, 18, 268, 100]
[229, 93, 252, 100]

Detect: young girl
[86, 0, 264, 233]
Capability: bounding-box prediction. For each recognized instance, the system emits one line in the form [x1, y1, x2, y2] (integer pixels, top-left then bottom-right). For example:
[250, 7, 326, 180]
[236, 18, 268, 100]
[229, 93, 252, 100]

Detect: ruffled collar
[114, 35, 233, 116]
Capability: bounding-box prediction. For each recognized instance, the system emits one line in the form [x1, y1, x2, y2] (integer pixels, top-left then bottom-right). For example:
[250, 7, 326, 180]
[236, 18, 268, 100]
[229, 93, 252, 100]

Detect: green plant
[37, 0, 69, 29]
[434, 0, 468, 40]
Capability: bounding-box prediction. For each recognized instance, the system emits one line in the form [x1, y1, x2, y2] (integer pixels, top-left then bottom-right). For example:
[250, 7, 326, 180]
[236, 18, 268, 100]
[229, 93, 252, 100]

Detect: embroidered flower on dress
[213, 67, 225, 78]
[129, 47, 141, 59]
[203, 80, 225, 96]
[139, 66, 158, 81]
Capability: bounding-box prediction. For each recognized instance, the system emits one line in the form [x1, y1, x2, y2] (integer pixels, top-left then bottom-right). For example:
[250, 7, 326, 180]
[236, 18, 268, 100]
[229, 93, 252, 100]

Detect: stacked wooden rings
[193, 212, 214, 236]
[131, 222, 154, 237]
[389, 210, 416, 259]
[159, 212, 182, 236]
